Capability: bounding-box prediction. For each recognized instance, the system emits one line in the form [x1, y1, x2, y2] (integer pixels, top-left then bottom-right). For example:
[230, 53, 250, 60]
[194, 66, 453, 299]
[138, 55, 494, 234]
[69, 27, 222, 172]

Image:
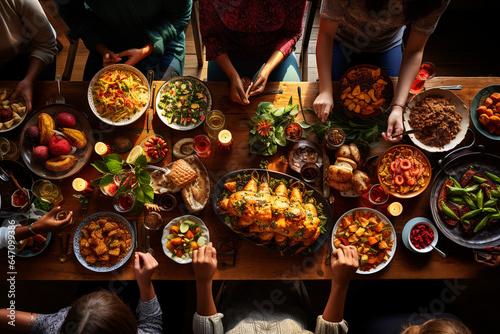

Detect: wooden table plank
[1, 78, 500, 281]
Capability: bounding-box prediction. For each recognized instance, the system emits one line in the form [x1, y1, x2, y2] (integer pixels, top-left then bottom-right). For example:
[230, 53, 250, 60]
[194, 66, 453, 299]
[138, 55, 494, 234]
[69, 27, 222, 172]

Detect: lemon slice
[126, 146, 143, 164]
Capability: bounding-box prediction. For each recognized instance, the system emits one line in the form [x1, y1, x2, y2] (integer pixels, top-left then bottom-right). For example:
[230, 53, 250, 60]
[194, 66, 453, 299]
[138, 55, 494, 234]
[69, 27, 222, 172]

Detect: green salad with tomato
[157, 79, 209, 127]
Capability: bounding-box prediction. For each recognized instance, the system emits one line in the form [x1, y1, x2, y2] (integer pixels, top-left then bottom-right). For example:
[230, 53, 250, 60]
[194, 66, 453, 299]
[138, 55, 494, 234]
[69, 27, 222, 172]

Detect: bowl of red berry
[402, 217, 439, 253]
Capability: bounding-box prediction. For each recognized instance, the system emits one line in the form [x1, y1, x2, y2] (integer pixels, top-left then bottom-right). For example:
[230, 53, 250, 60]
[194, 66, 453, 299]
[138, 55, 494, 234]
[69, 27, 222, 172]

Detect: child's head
[59, 290, 137, 334]
[402, 318, 472, 334]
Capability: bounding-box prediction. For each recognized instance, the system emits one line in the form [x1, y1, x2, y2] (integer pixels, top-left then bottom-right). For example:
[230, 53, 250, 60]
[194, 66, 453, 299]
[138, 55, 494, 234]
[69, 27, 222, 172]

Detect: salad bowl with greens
[156, 76, 212, 131]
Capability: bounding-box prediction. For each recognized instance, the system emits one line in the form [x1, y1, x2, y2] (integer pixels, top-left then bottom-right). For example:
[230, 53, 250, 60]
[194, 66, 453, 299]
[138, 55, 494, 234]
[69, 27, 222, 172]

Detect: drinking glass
[31, 179, 63, 204]
[112, 191, 136, 213]
[193, 134, 213, 158]
[410, 62, 436, 95]
[204, 110, 225, 139]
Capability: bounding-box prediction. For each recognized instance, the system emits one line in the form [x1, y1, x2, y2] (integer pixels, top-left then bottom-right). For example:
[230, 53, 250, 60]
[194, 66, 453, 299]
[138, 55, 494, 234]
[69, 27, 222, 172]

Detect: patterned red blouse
[200, 0, 306, 61]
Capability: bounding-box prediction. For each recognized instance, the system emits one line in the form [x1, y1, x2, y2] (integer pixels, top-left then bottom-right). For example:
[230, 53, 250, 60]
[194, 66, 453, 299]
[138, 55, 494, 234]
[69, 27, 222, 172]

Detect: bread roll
[328, 164, 352, 182]
[352, 170, 370, 195]
[336, 157, 357, 170]
[335, 145, 351, 159]
[327, 179, 352, 192]
[349, 143, 361, 164]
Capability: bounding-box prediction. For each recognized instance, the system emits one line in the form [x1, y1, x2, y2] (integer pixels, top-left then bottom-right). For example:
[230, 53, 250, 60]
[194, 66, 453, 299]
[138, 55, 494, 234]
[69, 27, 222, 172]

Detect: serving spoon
[391, 128, 422, 137]
[431, 244, 446, 257]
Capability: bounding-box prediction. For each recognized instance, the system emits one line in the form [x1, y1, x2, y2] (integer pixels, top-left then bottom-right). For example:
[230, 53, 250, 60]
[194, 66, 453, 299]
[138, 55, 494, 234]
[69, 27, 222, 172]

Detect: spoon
[147, 236, 154, 256]
[58, 234, 66, 263]
[391, 128, 422, 138]
[431, 244, 446, 258]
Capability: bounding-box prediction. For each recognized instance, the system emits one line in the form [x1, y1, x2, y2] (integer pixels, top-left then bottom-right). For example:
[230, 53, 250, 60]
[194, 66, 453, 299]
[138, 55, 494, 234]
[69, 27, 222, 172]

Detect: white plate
[87, 64, 150, 126]
[331, 207, 397, 274]
[0, 88, 27, 133]
[155, 76, 212, 131]
[161, 215, 210, 264]
[404, 88, 469, 152]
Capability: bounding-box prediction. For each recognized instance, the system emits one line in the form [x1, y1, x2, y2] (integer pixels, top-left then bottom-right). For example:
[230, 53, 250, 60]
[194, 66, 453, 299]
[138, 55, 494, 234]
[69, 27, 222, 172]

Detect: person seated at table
[0, 0, 58, 113]
[312, 0, 450, 141]
[55, 0, 191, 81]
[0, 252, 162, 333]
[0, 206, 73, 249]
[200, 0, 306, 105]
[191, 242, 358, 333]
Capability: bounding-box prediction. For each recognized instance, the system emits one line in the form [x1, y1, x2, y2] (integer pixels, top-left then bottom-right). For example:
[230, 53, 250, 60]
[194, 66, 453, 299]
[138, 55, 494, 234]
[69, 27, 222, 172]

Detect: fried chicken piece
[85, 254, 97, 264]
[108, 248, 121, 257]
[103, 222, 119, 233]
[95, 242, 108, 256]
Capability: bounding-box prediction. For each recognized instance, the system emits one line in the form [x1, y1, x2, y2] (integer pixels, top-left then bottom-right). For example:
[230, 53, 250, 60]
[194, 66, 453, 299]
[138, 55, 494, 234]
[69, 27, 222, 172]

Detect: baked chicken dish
[217, 171, 328, 254]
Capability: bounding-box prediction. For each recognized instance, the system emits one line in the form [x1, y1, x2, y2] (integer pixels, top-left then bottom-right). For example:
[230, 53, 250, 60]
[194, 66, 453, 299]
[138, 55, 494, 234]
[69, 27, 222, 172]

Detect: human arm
[8, 57, 45, 113]
[475, 246, 500, 267]
[382, 31, 430, 142]
[134, 252, 162, 333]
[116, 42, 153, 66]
[214, 54, 249, 105]
[322, 245, 358, 323]
[0, 309, 37, 332]
[248, 51, 284, 97]
[313, 18, 340, 123]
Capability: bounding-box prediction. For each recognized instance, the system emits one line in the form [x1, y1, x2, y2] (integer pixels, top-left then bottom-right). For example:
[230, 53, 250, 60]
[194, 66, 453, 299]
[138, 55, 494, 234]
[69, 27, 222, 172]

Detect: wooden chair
[299, 0, 319, 81]
[191, 0, 204, 67]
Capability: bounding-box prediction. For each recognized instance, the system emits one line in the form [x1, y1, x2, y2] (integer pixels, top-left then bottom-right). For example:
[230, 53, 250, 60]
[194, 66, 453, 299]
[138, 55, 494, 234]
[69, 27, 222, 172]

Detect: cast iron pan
[430, 145, 500, 248]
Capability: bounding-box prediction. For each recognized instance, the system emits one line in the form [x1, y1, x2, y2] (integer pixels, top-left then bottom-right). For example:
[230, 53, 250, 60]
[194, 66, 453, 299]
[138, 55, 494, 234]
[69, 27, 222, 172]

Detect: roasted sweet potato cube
[476, 106, 488, 114]
[490, 115, 500, 126]
[485, 109, 494, 117]
[347, 93, 354, 100]
[487, 123, 496, 133]
[490, 92, 500, 104]
[354, 105, 361, 113]
[348, 103, 356, 111]
[352, 85, 361, 96]
[340, 93, 347, 100]
[344, 99, 352, 106]
[479, 113, 490, 126]
[377, 79, 388, 85]
[485, 97, 493, 107]
[342, 86, 352, 94]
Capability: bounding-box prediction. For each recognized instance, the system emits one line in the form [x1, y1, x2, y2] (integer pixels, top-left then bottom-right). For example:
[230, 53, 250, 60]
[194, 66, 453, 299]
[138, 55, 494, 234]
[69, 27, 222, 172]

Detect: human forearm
[214, 54, 239, 81]
[0, 309, 37, 331]
[262, 51, 284, 78]
[322, 282, 348, 323]
[196, 280, 217, 316]
[138, 281, 156, 302]
[393, 50, 424, 107]
[316, 19, 338, 95]
[24, 58, 45, 84]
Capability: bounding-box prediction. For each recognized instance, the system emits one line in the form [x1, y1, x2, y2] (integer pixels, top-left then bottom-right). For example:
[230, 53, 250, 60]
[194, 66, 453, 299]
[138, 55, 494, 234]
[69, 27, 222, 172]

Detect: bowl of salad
[161, 215, 209, 264]
[156, 76, 212, 131]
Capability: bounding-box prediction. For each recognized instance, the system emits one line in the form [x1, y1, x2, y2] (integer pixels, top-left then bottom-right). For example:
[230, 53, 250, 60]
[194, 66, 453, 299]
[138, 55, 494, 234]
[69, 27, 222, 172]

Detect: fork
[55, 75, 65, 104]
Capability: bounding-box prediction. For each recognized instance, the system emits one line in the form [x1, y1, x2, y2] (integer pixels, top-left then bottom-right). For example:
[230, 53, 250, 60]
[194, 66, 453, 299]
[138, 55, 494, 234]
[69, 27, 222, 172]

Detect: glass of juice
[156, 193, 177, 211]
[360, 184, 389, 208]
[193, 134, 212, 158]
[113, 191, 136, 213]
[409, 62, 436, 95]
[31, 179, 63, 204]
[204, 110, 225, 139]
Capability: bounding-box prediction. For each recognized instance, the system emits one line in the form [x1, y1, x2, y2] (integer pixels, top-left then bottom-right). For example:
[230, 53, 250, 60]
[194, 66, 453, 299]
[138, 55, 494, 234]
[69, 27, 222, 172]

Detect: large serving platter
[212, 169, 333, 255]
[470, 84, 500, 141]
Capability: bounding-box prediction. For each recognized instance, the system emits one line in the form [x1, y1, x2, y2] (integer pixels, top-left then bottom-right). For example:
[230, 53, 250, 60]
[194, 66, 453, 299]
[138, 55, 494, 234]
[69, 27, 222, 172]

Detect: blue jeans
[207, 53, 301, 81]
[331, 41, 403, 80]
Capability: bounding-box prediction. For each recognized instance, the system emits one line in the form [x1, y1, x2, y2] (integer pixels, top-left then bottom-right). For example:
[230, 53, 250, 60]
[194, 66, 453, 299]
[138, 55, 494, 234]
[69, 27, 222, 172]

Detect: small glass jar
[324, 127, 345, 151]
[300, 163, 320, 183]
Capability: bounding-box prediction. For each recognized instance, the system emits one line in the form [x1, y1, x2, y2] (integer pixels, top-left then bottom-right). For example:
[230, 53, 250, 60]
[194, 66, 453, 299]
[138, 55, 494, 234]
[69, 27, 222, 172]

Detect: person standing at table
[0, 252, 162, 334]
[192, 242, 358, 333]
[312, 0, 450, 142]
[55, 0, 191, 81]
[0, 0, 58, 113]
[200, 0, 306, 105]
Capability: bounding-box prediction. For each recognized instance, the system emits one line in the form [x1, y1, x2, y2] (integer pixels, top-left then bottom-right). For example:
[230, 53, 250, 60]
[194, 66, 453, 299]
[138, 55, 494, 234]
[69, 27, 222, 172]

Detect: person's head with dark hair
[402, 318, 473, 334]
[59, 290, 137, 334]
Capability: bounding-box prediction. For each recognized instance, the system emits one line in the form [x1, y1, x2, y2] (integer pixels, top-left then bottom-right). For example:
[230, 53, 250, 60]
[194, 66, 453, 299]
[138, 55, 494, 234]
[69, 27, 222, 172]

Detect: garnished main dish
[438, 167, 500, 235]
[157, 78, 209, 127]
[78, 216, 132, 267]
[216, 171, 328, 255]
[92, 69, 149, 122]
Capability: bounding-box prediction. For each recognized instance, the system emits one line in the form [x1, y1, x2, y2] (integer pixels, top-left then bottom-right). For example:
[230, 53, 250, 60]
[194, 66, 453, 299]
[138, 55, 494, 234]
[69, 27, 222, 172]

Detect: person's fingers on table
[197, 244, 207, 261]
[134, 252, 142, 271]
[336, 245, 346, 264]
[193, 248, 199, 263]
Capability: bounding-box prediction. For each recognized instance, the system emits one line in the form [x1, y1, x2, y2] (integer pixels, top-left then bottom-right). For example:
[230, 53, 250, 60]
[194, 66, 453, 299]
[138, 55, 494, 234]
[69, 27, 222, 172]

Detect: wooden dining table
[1, 77, 500, 281]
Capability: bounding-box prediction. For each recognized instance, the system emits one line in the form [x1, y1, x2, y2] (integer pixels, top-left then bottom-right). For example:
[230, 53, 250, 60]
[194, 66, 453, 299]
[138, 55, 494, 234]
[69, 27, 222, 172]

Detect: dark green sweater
[56, 0, 191, 69]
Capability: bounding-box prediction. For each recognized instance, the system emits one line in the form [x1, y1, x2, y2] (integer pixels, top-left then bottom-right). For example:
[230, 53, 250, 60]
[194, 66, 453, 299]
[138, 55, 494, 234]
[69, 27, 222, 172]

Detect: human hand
[331, 244, 358, 288]
[249, 72, 269, 97]
[103, 51, 122, 67]
[134, 252, 158, 288]
[8, 79, 33, 113]
[116, 42, 153, 66]
[382, 106, 404, 143]
[31, 206, 73, 234]
[193, 242, 217, 283]
[313, 91, 334, 123]
[229, 76, 250, 105]
[475, 247, 500, 267]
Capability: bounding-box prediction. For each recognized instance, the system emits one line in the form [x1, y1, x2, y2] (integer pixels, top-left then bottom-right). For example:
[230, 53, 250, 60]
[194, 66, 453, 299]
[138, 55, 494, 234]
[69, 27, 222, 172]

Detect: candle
[388, 202, 403, 216]
[72, 177, 94, 193]
[94, 142, 112, 156]
[217, 130, 233, 151]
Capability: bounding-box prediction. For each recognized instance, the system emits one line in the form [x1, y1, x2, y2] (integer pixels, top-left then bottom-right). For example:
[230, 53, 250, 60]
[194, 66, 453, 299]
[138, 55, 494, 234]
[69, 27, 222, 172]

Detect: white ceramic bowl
[402, 217, 438, 253]
[161, 215, 209, 264]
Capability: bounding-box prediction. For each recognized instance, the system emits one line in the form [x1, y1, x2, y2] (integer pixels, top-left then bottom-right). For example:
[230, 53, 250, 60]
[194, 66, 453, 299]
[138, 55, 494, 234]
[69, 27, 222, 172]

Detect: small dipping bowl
[285, 122, 303, 142]
[402, 217, 438, 253]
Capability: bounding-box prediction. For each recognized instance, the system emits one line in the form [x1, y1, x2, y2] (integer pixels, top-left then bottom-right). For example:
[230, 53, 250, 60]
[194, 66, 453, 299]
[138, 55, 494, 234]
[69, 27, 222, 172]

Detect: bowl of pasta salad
[88, 64, 150, 126]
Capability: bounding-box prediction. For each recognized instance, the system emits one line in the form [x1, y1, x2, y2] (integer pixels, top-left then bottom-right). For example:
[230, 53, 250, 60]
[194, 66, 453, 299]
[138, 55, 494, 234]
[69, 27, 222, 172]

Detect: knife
[146, 70, 154, 133]
[142, 218, 146, 253]
[132, 220, 138, 251]
[147, 83, 156, 133]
